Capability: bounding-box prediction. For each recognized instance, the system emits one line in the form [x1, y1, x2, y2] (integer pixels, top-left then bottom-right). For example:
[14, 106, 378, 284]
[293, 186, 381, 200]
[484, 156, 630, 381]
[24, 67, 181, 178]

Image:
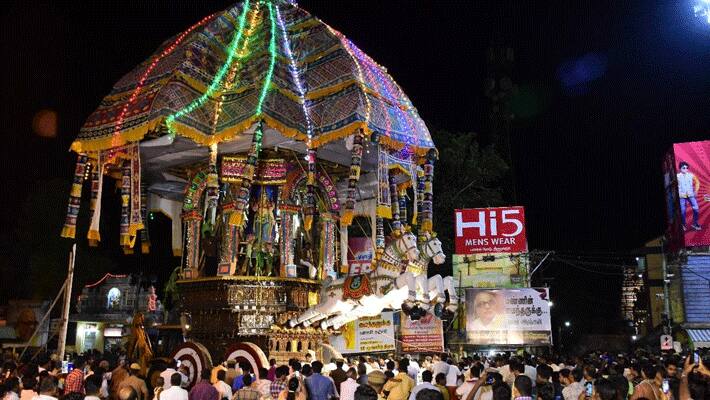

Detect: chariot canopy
[60, 0, 448, 356]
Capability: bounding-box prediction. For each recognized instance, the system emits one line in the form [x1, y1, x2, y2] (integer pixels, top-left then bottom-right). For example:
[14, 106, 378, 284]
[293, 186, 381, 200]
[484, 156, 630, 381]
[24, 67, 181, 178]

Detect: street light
[631, 335, 638, 341]
[548, 301, 554, 307]
[565, 321, 571, 327]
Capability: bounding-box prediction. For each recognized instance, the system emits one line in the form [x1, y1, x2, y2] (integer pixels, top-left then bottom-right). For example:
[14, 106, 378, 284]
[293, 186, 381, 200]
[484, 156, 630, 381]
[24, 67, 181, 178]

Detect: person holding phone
[630, 365, 665, 400]
[562, 369, 584, 400]
[455, 365, 483, 400]
[679, 354, 710, 400]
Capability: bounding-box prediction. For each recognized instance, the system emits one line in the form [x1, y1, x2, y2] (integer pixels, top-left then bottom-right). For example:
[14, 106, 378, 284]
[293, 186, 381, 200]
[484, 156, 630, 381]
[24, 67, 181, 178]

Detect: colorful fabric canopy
[71, 0, 434, 155]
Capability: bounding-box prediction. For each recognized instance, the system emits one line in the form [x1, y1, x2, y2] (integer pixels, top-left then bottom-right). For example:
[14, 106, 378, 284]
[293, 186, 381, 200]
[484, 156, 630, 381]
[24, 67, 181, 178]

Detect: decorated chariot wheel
[224, 342, 269, 374]
[171, 342, 213, 388]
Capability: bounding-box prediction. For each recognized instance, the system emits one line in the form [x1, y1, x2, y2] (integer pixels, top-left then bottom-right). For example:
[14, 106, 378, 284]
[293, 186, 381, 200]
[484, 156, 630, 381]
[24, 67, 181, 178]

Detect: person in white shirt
[160, 361, 180, 390]
[406, 356, 420, 384]
[324, 358, 337, 376]
[214, 371, 232, 400]
[160, 374, 189, 400]
[677, 161, 702, 231]
[340, 368, 359, 400]
[432, 356, 449, 380]
[523, 364, 537, 387]
[456, 365, 483, 400]
[445, 359, 461, 400]
[409, 371, 437, 400]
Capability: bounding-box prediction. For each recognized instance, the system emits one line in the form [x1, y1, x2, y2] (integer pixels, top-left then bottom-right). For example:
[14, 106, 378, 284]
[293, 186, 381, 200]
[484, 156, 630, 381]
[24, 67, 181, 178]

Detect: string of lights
[325, 26, 372, 131]
[112, 13, 218, 146]
[274, 4, 313, 142]
[165, 0, 252, 139]
[210, 4, 261, 135]
[256, 2, 277, 116]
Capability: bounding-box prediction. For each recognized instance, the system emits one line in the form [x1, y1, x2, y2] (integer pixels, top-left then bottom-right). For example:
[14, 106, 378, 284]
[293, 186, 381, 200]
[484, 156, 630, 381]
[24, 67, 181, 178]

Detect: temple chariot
[62, 0, 457, 385]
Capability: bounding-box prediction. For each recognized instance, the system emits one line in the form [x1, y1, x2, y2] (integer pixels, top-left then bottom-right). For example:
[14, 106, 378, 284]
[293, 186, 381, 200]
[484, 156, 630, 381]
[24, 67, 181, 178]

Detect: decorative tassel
[377, 144, 392, 219]
[304, 148, 316, 232]
[120, 162, 132, 247]
[341, 129, 364, 226]
[184, 217, 201, 275]
[127, 144, 144, 243]
[420, 153, 435, 233]
[88, 152, 104, 245]
[376, 216, 385, 248]
[61, 154, 89, 239]
[398, 188, 407, 226]
[389, 173, 401, 233]
[414, 166, 424, 227]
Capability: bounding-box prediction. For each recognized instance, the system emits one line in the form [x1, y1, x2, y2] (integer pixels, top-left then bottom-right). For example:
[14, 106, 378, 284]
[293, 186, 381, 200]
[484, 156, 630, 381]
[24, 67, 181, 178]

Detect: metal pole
[661, 237, 672, 334]
[58, 244, 76, 361]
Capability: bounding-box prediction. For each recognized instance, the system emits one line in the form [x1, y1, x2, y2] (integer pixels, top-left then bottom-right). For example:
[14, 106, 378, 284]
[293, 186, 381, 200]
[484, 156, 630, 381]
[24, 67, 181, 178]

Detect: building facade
[70, 273, 162, 353]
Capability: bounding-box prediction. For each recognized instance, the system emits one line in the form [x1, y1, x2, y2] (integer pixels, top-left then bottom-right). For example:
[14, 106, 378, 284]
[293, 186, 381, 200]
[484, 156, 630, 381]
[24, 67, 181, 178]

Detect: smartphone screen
[662, 379, 669, 394]
[694, 353, 700, 364]
[61, 361, 69, 374]
[486, 375, 494, 385]
[586, 383, 593, 397]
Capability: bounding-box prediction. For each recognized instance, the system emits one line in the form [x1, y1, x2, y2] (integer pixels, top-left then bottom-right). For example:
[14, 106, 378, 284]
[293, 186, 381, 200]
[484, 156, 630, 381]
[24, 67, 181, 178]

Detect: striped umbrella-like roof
[70, 0, 434, 156]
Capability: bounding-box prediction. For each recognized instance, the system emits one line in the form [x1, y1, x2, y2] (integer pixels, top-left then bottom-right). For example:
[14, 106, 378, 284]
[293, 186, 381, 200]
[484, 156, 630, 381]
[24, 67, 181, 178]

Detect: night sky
[2, 1, 710, 334]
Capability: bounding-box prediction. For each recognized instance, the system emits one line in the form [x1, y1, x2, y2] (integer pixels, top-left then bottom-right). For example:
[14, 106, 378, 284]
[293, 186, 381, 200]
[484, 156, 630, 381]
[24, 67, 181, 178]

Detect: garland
[205, 144, 219, 232]
[320, 214, 337, 279]
[279, 205, 299, 277]
[60, 154, 88, 239]
[377, 144, 392, 218]
[182, 171, 208, 277]
[140, 183, 150, 254]
[304, 148, 316, 232]
[230, 124, 264, 227]
[341, 130, 364, 226]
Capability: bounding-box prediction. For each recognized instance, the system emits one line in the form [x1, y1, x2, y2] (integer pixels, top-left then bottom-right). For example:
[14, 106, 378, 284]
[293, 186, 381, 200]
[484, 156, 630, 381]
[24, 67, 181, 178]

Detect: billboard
[455, 207, 527, 254]
[453, 253, 528, 288]
[667, 141, 710, 248]
[330, 311, 395, 354]
[400, 311, 444, 353]
[465, 288, 551, 345]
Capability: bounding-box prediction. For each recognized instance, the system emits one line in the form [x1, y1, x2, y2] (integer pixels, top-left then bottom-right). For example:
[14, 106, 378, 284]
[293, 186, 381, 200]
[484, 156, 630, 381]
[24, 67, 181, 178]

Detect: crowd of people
[1, 349, 710, 400]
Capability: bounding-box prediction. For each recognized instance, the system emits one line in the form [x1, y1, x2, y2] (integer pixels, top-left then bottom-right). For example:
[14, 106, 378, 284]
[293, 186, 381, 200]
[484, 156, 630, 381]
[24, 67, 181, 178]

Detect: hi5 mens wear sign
[455, 207, 528, 254]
